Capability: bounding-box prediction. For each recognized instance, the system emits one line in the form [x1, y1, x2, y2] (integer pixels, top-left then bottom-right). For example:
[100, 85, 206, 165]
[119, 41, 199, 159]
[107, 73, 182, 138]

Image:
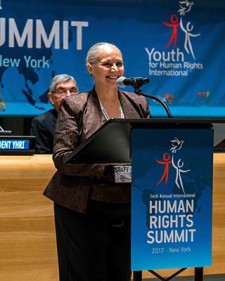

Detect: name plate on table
[0, 136, 36, 155]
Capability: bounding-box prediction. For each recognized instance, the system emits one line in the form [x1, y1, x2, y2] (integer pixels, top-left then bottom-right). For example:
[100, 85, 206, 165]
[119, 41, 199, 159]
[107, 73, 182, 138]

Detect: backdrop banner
[0, 0, 225, 117]
[131, 127, 213, 270]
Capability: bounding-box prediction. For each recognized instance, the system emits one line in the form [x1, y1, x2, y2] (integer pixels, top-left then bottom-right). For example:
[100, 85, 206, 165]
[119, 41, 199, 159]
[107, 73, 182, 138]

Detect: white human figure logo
[180, 17, 200, 60]
[172, 156, 190, 194]
[170, 137, 191, 193]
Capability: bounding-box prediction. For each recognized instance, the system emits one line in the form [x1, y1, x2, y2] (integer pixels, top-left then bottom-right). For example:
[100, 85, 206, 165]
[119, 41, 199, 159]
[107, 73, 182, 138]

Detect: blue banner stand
[131, 123, 214, 281]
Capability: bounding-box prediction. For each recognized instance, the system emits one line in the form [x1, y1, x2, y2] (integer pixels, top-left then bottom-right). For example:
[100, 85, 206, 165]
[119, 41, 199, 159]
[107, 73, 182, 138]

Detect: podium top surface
[104, 117, 225, 125]
[64, 118, 225, 164]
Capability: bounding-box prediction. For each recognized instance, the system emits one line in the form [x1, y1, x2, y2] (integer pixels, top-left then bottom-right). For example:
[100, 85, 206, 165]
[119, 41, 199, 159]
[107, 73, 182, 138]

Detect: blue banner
[0, 0, 225, 117]
[131, 127, 213, 270]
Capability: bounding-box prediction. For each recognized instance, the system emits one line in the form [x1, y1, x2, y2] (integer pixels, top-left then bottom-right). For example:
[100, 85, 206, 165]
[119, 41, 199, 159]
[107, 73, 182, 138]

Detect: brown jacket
[43, 88, 150, 213]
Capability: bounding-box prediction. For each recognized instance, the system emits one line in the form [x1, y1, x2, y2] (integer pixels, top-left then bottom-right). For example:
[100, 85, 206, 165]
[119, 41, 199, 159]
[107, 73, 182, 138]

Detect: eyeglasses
[52, 87, 78, 96]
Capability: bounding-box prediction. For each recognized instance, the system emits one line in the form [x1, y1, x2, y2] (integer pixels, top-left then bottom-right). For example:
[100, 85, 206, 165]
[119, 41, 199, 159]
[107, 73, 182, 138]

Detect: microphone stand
[133, 85, 172, 118]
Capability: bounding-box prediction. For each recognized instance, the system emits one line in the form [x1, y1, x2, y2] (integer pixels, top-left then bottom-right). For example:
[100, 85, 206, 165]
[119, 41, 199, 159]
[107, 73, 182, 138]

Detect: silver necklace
[99, 100, 124, 121]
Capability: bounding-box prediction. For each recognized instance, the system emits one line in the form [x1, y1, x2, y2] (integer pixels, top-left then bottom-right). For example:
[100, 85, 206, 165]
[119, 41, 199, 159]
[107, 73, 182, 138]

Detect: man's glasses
[53, 87, 78, 96]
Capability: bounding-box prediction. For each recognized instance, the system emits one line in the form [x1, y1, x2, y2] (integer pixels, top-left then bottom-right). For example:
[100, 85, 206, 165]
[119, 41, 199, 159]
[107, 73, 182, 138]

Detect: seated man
[30, 74, 79, 153]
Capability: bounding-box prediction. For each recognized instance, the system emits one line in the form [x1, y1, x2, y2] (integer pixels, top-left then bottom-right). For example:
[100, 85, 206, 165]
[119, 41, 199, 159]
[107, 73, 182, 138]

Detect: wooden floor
[0, 154, 225, 281]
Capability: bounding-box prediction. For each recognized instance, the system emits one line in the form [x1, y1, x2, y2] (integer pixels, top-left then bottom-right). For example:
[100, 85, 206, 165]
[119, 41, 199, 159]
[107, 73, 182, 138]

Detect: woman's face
[88, 45, 124, 89]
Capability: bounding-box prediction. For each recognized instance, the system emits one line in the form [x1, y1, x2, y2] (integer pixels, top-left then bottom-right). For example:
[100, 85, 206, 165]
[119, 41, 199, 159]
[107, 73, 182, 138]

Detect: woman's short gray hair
[86, 42, 122, 65]
[49, 74, 77, 93]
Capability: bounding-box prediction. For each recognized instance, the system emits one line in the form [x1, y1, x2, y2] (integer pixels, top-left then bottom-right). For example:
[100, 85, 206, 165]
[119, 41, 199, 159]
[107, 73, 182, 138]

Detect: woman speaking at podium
[44, 42, 150, 281]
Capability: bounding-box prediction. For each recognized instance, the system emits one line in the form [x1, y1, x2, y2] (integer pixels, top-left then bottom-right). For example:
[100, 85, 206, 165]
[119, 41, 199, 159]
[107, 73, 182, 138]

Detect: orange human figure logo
[163, 14, 180, 49]
[156, 152, 172, 186]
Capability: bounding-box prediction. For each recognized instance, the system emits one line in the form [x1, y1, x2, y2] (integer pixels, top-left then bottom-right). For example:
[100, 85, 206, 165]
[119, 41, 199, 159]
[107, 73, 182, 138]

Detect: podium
[64, 118, 225, 281]
[64, 118, 224, 164]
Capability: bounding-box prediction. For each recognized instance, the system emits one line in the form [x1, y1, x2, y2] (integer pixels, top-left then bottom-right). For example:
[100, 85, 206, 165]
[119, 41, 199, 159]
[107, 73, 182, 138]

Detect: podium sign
[0, 135, 36, 155]
[131, 127, 214, 271]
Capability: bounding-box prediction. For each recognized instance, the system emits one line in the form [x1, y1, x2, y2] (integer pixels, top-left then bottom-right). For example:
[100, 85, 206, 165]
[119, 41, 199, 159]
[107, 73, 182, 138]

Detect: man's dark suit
[30, 109, 57, 154]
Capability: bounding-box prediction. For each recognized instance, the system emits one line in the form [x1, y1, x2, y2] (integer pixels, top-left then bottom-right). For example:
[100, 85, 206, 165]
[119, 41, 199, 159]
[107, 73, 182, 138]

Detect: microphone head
[141, 77, 150, 85]
[117, 76, 126, 88]
[117, 76, 150, 88]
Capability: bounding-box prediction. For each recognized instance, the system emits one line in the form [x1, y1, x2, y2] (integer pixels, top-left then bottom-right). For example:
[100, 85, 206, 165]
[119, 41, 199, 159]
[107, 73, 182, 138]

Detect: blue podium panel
[131, 127, 214, 271]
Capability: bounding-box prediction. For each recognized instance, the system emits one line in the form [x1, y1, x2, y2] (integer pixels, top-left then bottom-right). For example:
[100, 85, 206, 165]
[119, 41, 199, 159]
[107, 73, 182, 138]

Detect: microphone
[117, 76, 172, 118]
[117, 76, 149, 88]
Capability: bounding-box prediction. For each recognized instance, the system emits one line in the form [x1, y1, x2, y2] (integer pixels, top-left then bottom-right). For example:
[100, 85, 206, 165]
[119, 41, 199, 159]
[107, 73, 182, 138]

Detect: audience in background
[30, 74, 79, 154]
